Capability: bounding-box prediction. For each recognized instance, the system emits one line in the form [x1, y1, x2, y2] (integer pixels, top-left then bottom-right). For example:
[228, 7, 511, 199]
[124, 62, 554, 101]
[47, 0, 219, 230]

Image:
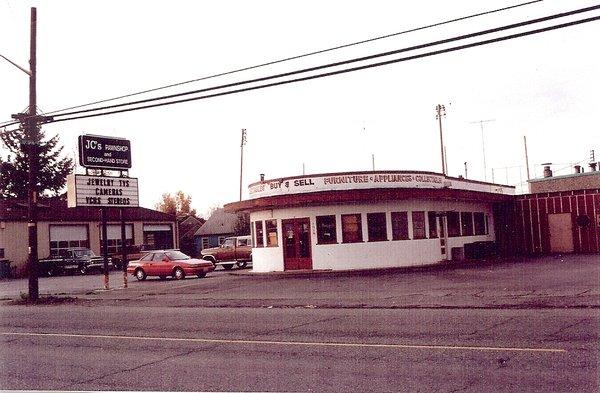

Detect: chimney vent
[543, 165, 553, 178]
[260, 173, 265, 181]
[589, 162, 597, 172]
[574, 165, 581, 174]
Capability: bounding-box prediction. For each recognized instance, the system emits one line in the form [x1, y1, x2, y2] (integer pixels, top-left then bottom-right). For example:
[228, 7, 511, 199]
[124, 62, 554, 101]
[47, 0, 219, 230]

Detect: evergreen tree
[0, 127, 73, 198]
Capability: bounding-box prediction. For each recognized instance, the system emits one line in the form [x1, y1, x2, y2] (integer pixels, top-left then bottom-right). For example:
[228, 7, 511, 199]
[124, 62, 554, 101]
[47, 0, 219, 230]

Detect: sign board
[78, 134, 132, 170]
[247, 171, 515, 199]
[67, 174, 139, 208]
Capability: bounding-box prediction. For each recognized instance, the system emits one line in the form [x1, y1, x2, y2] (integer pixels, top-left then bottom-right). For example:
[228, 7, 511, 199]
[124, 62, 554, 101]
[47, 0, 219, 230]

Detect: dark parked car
[127, 250, 214, 281]
[39, 248, 110, 276]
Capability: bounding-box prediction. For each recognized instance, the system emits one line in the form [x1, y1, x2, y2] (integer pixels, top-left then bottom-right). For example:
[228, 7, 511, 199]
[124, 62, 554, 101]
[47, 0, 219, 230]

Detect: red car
[127, 250, 215, 281]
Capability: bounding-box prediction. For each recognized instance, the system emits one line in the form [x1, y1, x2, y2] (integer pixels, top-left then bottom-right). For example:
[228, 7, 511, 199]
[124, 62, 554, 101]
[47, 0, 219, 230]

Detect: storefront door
[548, 213, 574, 253]
[282, 218, 312, 270]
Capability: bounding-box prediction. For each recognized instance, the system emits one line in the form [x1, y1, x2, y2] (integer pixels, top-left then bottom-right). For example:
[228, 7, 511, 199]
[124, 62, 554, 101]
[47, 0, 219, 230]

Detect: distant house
[193, 208, 240, 252]
[177, 214, 205, 256]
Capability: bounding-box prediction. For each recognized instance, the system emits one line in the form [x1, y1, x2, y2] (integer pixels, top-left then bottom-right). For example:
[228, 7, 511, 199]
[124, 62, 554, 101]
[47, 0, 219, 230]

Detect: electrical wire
[48, 14, 600, 124]
[0, 0, 543, 128]
[50, 4, 600, 120]
[44, 5, 600, 120]
[43, 0, 543, 116]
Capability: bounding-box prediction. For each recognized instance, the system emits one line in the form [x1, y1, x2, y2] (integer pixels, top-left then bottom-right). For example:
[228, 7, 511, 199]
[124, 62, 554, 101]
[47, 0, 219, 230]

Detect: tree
[155, 191, 197, 216]
[233, 212, 250, 236]
[0, 127, 73, 198]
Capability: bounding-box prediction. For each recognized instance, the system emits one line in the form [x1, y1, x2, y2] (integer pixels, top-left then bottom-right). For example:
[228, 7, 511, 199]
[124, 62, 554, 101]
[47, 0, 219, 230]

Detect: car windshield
[74, 249, 94, 257]
[165, 251, 190, 260]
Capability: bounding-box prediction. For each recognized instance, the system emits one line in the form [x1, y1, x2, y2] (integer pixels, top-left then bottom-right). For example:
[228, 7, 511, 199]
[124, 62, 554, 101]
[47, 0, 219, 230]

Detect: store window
[367, 213, 387, 242]
[201, 238, 210, 250]
[474, 212, 486, 235]
[461, 212, 474, 236]
[447, 211, 460, 237]
[341, 214, 362, 243]
[412, 211, 426, 239]
[428, 212, 438, 238]
[255, 221, 264, 247]
[265, 219, 278, 247]
[316, 215, 337, 244]
[391, 211, 409, 240]
[218, 236, 226, 245]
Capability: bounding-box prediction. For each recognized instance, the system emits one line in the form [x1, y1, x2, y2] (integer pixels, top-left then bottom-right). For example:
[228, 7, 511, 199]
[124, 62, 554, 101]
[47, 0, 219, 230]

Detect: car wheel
[197, 272, 206, 278]
[223, 264, 234, 270]
[135, 268, 147, 281]
[236, 261, 247, 269]
[173, 267, 185, 280]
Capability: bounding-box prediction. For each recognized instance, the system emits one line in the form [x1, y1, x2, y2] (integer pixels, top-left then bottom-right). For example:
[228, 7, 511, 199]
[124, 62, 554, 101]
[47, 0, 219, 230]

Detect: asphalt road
[0, 305, 598, 392]
[0, 254, 598, 392]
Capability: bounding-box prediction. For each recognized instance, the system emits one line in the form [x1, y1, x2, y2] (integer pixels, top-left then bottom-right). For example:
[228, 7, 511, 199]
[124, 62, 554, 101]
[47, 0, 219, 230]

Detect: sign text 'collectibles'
[67, 174, 139, 208]
[248, 172, 515, 199]
[78, 135, 132, 170]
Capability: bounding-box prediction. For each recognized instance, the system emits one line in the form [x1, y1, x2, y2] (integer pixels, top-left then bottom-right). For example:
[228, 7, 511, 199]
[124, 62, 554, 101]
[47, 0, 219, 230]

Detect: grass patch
[8, 294, 78, 306]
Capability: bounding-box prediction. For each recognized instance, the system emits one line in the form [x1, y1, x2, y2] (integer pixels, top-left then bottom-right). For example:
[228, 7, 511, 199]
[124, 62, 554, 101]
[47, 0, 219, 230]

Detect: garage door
[49, 225, 88, 255]
[143, 224, 173, 250]
[100, 224, 134, 254]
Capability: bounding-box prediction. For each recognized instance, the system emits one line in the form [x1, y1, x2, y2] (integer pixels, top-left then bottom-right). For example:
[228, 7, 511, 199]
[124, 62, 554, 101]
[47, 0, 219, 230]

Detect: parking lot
[1, 254, 598, 310]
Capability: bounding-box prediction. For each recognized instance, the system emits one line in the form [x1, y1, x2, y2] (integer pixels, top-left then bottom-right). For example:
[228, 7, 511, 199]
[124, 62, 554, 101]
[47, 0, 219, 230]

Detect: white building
[225, 170, 514, 272]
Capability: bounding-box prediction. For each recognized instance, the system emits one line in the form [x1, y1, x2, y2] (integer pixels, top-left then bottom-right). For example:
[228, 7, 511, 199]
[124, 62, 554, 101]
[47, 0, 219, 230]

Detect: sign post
[120, 208, 128, 288]
[69, 134, 137, 290]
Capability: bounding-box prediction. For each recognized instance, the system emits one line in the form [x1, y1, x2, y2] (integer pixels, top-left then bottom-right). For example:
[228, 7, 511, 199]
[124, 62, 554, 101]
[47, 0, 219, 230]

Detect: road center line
[0, 331, 567, 353]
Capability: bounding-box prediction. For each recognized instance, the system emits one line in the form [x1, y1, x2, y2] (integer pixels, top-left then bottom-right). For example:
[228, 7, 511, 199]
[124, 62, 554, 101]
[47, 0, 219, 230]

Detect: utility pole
[6, 8, 53, 300]
[26, 7, 39, 300]
[435, 104, 446, 175]
[239, 128, 247, 201]
[470, 119, 495, 181]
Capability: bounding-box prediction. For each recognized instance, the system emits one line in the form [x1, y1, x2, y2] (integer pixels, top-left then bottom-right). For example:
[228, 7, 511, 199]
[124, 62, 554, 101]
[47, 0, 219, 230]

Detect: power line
[43, 4, 600, 122]
[41, 0, 542, 116]
[47, 13, 600, 125]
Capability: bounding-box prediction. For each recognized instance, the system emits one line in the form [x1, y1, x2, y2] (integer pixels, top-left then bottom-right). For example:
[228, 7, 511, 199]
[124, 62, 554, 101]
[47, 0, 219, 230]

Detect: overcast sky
[1, 0, 599, 216]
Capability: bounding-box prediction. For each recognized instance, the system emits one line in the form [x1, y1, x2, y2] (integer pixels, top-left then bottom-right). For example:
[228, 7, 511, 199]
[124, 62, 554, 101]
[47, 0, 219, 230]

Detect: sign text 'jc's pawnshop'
[78, 134, 132, 170]
[67, 174, 139, 208]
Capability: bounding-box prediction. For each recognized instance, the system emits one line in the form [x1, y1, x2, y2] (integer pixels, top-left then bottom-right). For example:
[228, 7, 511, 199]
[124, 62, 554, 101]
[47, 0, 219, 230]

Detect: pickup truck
[200, 235, 252, 270]
[39, 248, 111, 276]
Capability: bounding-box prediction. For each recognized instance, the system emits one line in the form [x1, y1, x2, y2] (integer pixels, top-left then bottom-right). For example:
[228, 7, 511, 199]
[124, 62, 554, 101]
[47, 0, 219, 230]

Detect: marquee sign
[67, 174, 139, 208]
[78, 134, 132, 170]
[247, 171, 515, 199]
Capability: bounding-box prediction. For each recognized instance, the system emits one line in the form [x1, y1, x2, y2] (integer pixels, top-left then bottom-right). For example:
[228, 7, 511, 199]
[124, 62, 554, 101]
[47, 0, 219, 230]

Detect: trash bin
[0, 259, 12, 279]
